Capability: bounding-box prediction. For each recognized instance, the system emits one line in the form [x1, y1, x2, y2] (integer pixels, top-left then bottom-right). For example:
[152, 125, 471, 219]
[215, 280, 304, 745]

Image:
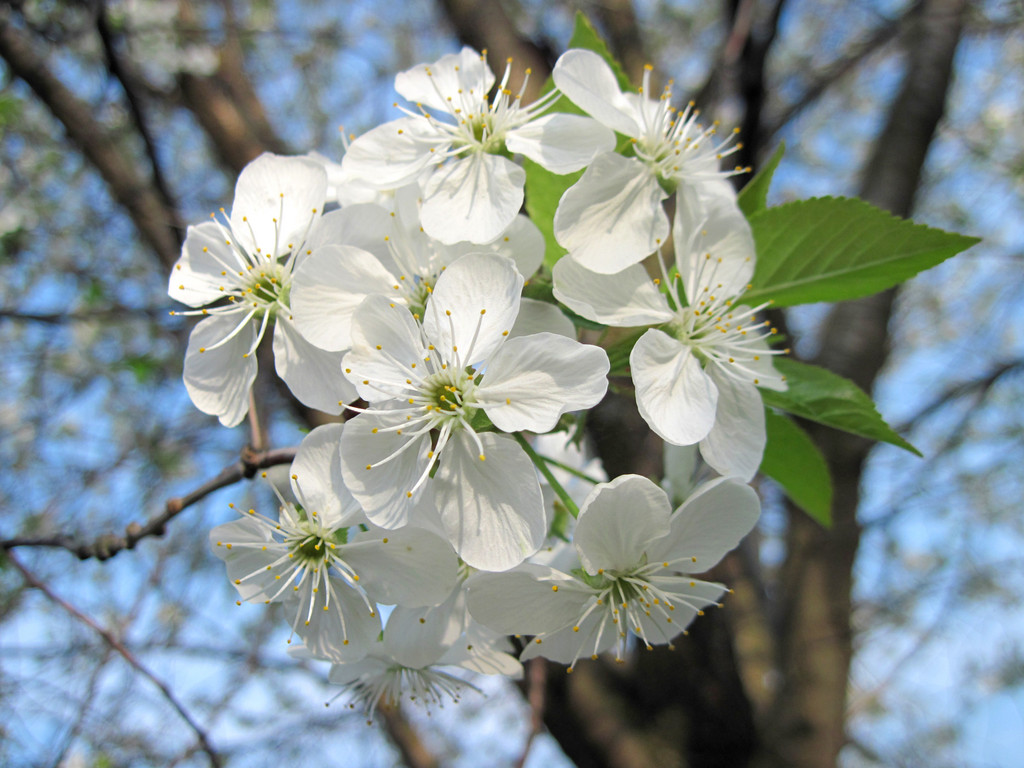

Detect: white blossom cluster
[169, 46, 782, 718]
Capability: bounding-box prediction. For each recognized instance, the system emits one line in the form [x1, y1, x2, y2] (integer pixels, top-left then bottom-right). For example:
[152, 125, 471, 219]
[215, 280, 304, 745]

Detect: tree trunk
[767, 2, 967, 767]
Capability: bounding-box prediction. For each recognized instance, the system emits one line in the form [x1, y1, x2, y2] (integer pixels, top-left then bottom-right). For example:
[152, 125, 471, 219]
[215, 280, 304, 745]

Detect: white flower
[289, 183, 545, 353]
[339, 253, 609, 570]
[342, 47, 615, 244]
[169, 153, 355, 426]
[551, 49, 747, 273]
[466, 475, 759, 670]
[553, 181, 786, 480]
[210, 424, 459, 662]
[328, 584, 521, 721]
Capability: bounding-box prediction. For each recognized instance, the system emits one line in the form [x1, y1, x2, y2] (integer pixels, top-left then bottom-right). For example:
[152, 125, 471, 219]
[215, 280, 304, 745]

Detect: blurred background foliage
[1, 0, 1022, 766]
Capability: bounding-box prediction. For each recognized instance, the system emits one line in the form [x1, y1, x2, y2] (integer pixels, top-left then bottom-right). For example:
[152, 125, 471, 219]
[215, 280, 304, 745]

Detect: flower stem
[513, 433, 580, 518]
[534, 454, 602, 486]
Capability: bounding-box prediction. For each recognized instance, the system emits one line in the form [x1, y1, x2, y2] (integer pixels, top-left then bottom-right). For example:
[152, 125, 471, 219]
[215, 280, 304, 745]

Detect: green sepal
[760, 358, 921, 455]
[467, 408, 495, 433]
[760, 408, 833, 526]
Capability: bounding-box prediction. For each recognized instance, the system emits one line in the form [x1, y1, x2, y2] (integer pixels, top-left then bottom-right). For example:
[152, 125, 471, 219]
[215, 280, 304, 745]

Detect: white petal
[183, 313, 258, 427]
[273, 319, 353, 414]
[342, 117, 446, 190]
[747, 337, 788, 391]
[631, 329, 718, 445]
[344, 296, 426, 401]
[421, 153, 526, 245]
[326, 653, 388, 685]
[291, 245, 400, 351]
[441, 214, 545, 279]
[446, 644, 523, 678]
[699, 370, 765, 481]
[554, 153, 668, 273]
[674, 181, 755, 304]
[423, 253, 522, 367]
[290, 424, 362, 528]
[383, 600, 456, 669]
[170, 222, 240, 307]
[466, 565, 589, 635]
[509, 298, 576, 340]
[634, 578, 725, 646]
[519, 614, 610, 665]
[434, 432, 546, 571]
[573, 475, 671, 574]
[287, 577, 381, 663]
[649, 477, 760, 572]
[552, 49, 641, 136]
[340, 413, 433, 530]
[209, 518, 278, 601]
[552, 257, 674, 326]
[345, 526, 458, 608]
[229, 153, 326, 258]
[476, 333, 609, 433]
[505, 113, 615, 174]
[304, 204, 395, 260]
[395, 47, 494, 114]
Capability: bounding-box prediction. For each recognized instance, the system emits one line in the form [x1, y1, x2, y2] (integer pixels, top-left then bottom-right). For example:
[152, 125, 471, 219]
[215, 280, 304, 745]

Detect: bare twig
[763, 1, 921, 140]
[514, 658, 548, 768]
[1, 446, 297, 560]
[0, 307, 174, 324]
[0, 8, 181, 269]
[894, 359, 1024, 432]
[377, 706, 440, 768]
[93, 0, 184, 244]
[6, 551, 223, 768]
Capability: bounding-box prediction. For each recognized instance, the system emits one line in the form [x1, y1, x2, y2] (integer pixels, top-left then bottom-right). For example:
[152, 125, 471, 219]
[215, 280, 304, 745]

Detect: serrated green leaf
[744, 197, 980, 307]
[738, 143, 784, 218]
[760, 358, 921, 455]
[760, 409, 832, 525]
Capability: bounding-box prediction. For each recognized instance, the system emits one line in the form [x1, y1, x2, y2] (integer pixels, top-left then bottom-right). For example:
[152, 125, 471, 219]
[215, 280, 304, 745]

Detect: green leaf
[760, 358, 921, 455]
[524, 13, 633, 268]
[524, 159, 579, 268]
[567, 12, 634, 90]
[744, 197, 980, 307]
[737, 143, 784, 218]
[760, 409, 833, 525]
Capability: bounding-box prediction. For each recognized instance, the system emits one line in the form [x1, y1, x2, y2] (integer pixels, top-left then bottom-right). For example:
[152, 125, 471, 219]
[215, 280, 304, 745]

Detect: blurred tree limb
[1, 446, 297, 561]
[0, 7, 181, 268]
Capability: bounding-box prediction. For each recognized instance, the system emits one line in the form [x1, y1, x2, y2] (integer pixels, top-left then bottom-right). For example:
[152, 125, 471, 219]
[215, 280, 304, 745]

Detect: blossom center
[422, 367, 478, 425]
[240, 261, 291, 318]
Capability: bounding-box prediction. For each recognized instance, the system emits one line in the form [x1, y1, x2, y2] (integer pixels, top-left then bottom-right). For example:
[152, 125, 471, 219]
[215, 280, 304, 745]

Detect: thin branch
[514, 658, 548, 768]
[1, 445, 297, 560]
[93, 0, 184, 244]
[0, 7, 181, 269]
[762, 1, 920, 140]
[0, 307, 174, 324]
[894, 359, 1024, 432]
[6, 551, 223, 768]
[377, 706, 440, 768]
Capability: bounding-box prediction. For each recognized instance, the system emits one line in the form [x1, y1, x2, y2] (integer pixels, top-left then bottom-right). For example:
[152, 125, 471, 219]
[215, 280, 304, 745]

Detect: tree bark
[0, 10, 181, 269]
[767, 2, 967, 767]
[175, 0, 290, 175]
